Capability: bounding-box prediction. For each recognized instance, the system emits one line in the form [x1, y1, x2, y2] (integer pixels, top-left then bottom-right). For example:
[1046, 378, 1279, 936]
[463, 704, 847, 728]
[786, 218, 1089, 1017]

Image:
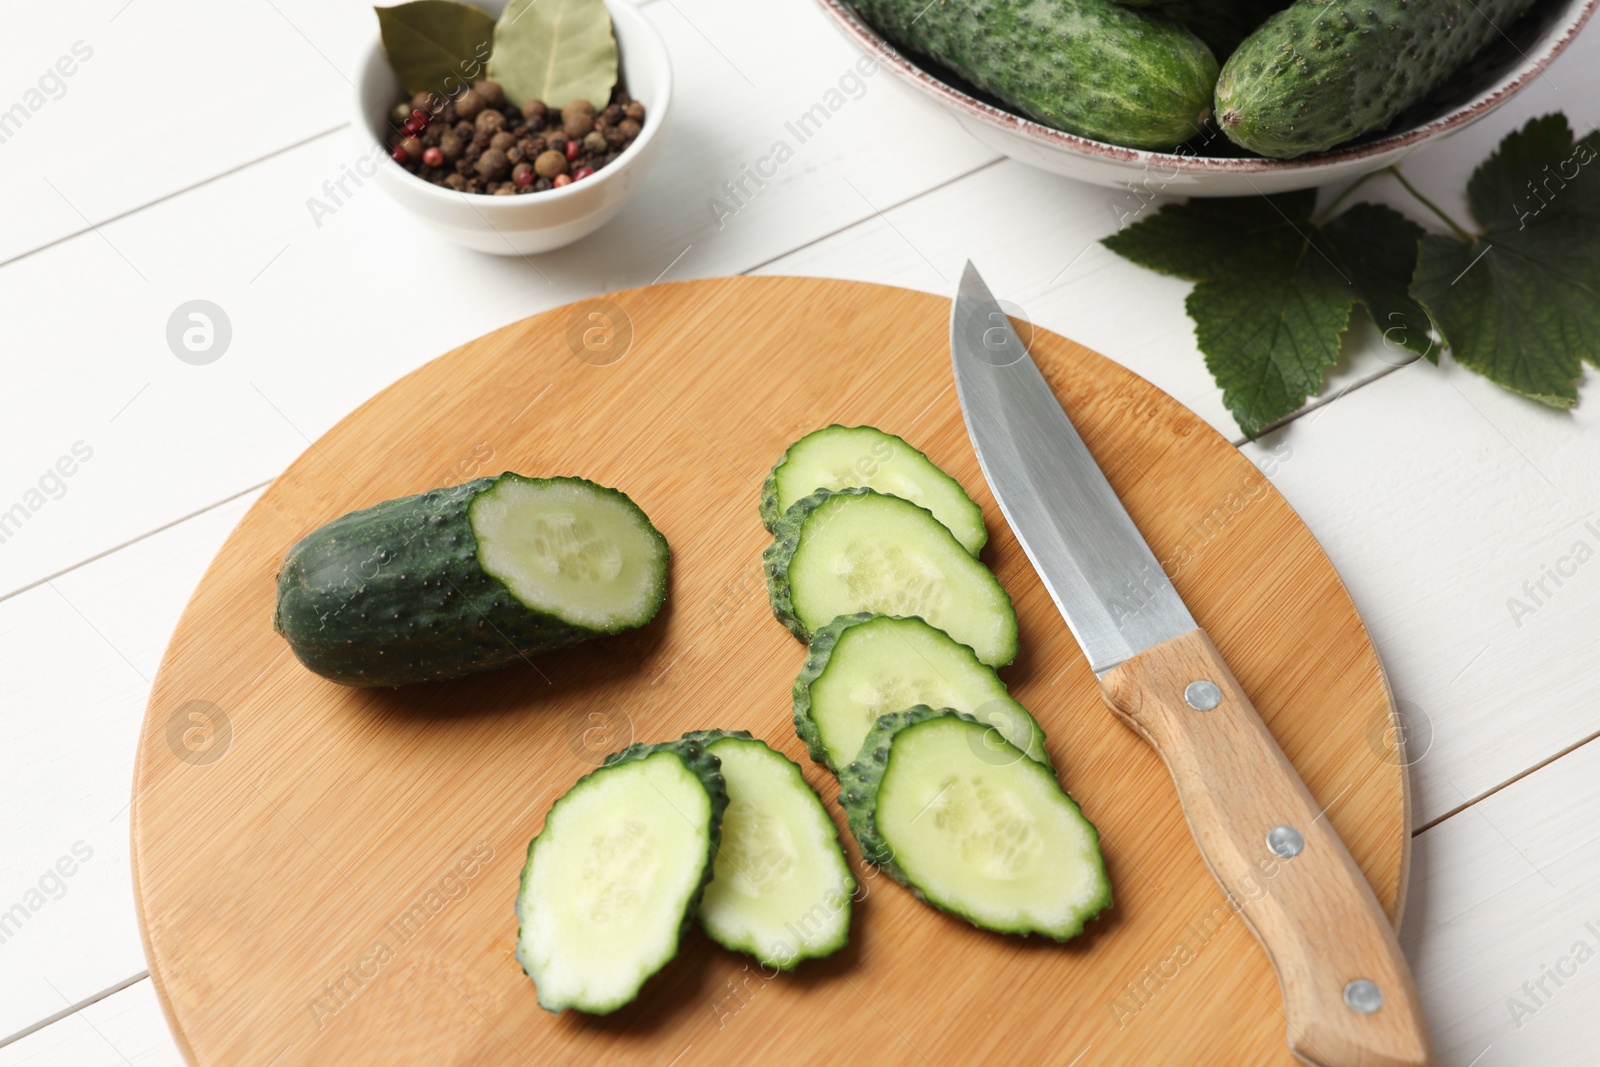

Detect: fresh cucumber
[685, 731, 856, 969]
[840, 708, 1111, 940]
[1152, 0, 1292, 58]
[1216, 0, 1533, 158]
[764, 489, 1018, 667]
[793, 613, 1050, 773]
[849, 0, 1219, 150]
[273, 473, 668, 686]
[760, 426, 987, 555]
[515, 738, 727, 1014]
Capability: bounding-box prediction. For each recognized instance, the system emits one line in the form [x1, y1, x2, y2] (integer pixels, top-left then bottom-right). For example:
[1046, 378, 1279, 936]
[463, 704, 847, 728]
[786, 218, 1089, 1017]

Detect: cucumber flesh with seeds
[516, 739, 726, 1014]
[761, 426, 987, 555]
[764, 488, 1018, 667]
[273, 473, 668, 687]
[685, 731, 856, 969]
[793, 613, 1050, 773]
[840, 708, 1110, 940]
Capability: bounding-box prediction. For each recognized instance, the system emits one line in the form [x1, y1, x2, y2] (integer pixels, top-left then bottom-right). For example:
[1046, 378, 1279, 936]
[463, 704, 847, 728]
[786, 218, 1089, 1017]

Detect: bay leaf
[488, 0, 617, 110]
[376, 0, 497, 99]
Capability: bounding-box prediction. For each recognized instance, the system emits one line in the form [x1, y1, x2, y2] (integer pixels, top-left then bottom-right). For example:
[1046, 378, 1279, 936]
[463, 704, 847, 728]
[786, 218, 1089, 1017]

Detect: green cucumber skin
[515, 738, 728, 1013]
[1217, 0, 1533, 158]
[790, 613, 860, 767]
[761, 488, 829, 644]
[272, 474, 666, 687]
[851, 0, 1219, 150]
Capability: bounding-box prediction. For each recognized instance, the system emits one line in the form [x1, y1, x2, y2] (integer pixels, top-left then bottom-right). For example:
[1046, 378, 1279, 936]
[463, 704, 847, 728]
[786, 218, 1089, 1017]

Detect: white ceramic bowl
[816, 0, 1596, 195]
[353, 0, 670, 254]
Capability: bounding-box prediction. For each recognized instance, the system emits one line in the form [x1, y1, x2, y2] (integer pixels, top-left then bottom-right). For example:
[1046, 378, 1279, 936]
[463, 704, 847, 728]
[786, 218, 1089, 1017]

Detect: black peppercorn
[474, 79, 506, 108]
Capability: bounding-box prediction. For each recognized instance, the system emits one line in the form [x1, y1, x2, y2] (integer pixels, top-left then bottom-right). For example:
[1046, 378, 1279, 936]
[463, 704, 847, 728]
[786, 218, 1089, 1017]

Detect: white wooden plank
[1240, 356, 1600, 829]
[0, 0, 371, 264]
[1403, 737, 1600, 1066]
[0, 979, 180, 1067]
[0, 0, 995, 601]
[0, 491, 259, 1041]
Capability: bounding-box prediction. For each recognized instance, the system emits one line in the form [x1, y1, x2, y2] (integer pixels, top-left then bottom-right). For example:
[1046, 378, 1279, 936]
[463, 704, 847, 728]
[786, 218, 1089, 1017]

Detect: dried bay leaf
[488, 0, 617, 110]
[376, 0, 497, 98]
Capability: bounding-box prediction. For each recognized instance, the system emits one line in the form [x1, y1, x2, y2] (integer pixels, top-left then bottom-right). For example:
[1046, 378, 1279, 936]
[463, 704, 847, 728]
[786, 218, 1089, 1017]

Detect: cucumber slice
[516, 739, 727, 1014]
[794, 613, 1050, 773]
[764, 489, 1018, 667]
[761, 426, 987, 555]
[840, 708, 1110, 940]
[686, 731, 855, 969]
[273, 473, 668, 687]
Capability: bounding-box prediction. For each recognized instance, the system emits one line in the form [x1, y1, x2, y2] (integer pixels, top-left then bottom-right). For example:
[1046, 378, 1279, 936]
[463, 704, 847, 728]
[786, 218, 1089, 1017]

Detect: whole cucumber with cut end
[273, 473, 668, 687]
[850, 0, 1220, 150]
[1216, 0, 1534, 158]
[516, 737, 727, 1014]
[839, 707, 1111, 939]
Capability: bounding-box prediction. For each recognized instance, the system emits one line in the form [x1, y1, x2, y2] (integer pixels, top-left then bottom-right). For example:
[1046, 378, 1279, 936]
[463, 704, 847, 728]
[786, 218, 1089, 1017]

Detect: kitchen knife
[950, 262, 1434, 1067]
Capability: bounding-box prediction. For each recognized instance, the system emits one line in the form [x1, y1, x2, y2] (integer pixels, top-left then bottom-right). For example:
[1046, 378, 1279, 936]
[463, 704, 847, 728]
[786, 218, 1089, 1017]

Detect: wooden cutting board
[131, 276, 1411, 1066]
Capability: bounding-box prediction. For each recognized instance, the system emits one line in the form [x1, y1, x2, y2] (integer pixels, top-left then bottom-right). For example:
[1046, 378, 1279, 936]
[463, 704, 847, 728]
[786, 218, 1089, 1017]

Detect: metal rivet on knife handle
[1344, 980, 1385, 1015]
[1184, 680, 1222, 710]
[1266, 825, 1305, 859]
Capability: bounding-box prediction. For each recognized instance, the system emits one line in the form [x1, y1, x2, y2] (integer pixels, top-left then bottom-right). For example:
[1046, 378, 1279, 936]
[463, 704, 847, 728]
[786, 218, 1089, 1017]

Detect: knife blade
[950, 262, 1434, 1067]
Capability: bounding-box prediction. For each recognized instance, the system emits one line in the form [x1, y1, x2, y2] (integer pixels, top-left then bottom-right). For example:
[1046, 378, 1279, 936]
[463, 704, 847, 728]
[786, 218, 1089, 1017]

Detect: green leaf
[488, 0, 617, 110]
[1410, 115, 1600, 406]
[376, 1, 497, 99]
[1103, 192, 1429, 437]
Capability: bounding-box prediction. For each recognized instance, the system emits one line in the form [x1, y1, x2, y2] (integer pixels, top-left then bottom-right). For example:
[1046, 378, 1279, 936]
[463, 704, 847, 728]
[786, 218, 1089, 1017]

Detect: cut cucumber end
[762, 426, 987, 555]
[768, 489, 1017, 667]
[471, 474, 668, 633]
[795, 613, 1050, 773]
[516, 745, 722, 1014]
[692, 734, 855, 969]
[842, 709, 1110, 941]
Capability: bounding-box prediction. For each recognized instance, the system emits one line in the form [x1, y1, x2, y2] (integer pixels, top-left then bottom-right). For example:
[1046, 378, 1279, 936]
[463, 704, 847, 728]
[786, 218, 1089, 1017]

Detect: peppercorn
[390, 102, 413, 125]
[552, 173, 572, 188]
[618, 118, 641, 139]
[399, 136, 425, 160]
[456, 89, 485, 120]
[411, 90, 439, 113]
[475, 148, 510, 180]
[583, 130, 608, 154]
[601, 104, 624, 126]
[404, 109, 430, 135]
[624, 101, 645, 122]
[490, 130, 516, 151]
[572, 165, 595, 181]
[493, 184, 515, 195]
[474, 109, 504, 135]
[522, 98, 548, 125]
[454, 120, 474, 140]
[561, 100, 596, 139]
[506, 145, 525, 164]
[535, 177, 553, 192]
[602, 124, 627, 147]
[445, 172, 466, 190]
[439, 134, 463, 161]
[391, 144, 409, 163]
[533, 149, 568, 178]
[422, 146, 444, 167]
[474, 80, 506, 108]
[513, 163, 535, 186]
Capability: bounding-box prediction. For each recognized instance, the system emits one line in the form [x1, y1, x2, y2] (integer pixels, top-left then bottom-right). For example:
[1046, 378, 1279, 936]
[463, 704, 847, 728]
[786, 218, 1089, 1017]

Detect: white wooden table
[2, 1, 1597, 1063]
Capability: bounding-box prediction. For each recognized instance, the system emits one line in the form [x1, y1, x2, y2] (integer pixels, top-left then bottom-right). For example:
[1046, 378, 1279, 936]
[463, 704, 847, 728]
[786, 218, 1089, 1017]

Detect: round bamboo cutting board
[132, 276, 1411, 1066]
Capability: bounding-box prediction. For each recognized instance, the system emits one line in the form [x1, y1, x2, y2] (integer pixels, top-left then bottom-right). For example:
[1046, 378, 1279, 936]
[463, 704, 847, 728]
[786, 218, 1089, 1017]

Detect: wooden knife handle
[1098, 628, 1435, 1067]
